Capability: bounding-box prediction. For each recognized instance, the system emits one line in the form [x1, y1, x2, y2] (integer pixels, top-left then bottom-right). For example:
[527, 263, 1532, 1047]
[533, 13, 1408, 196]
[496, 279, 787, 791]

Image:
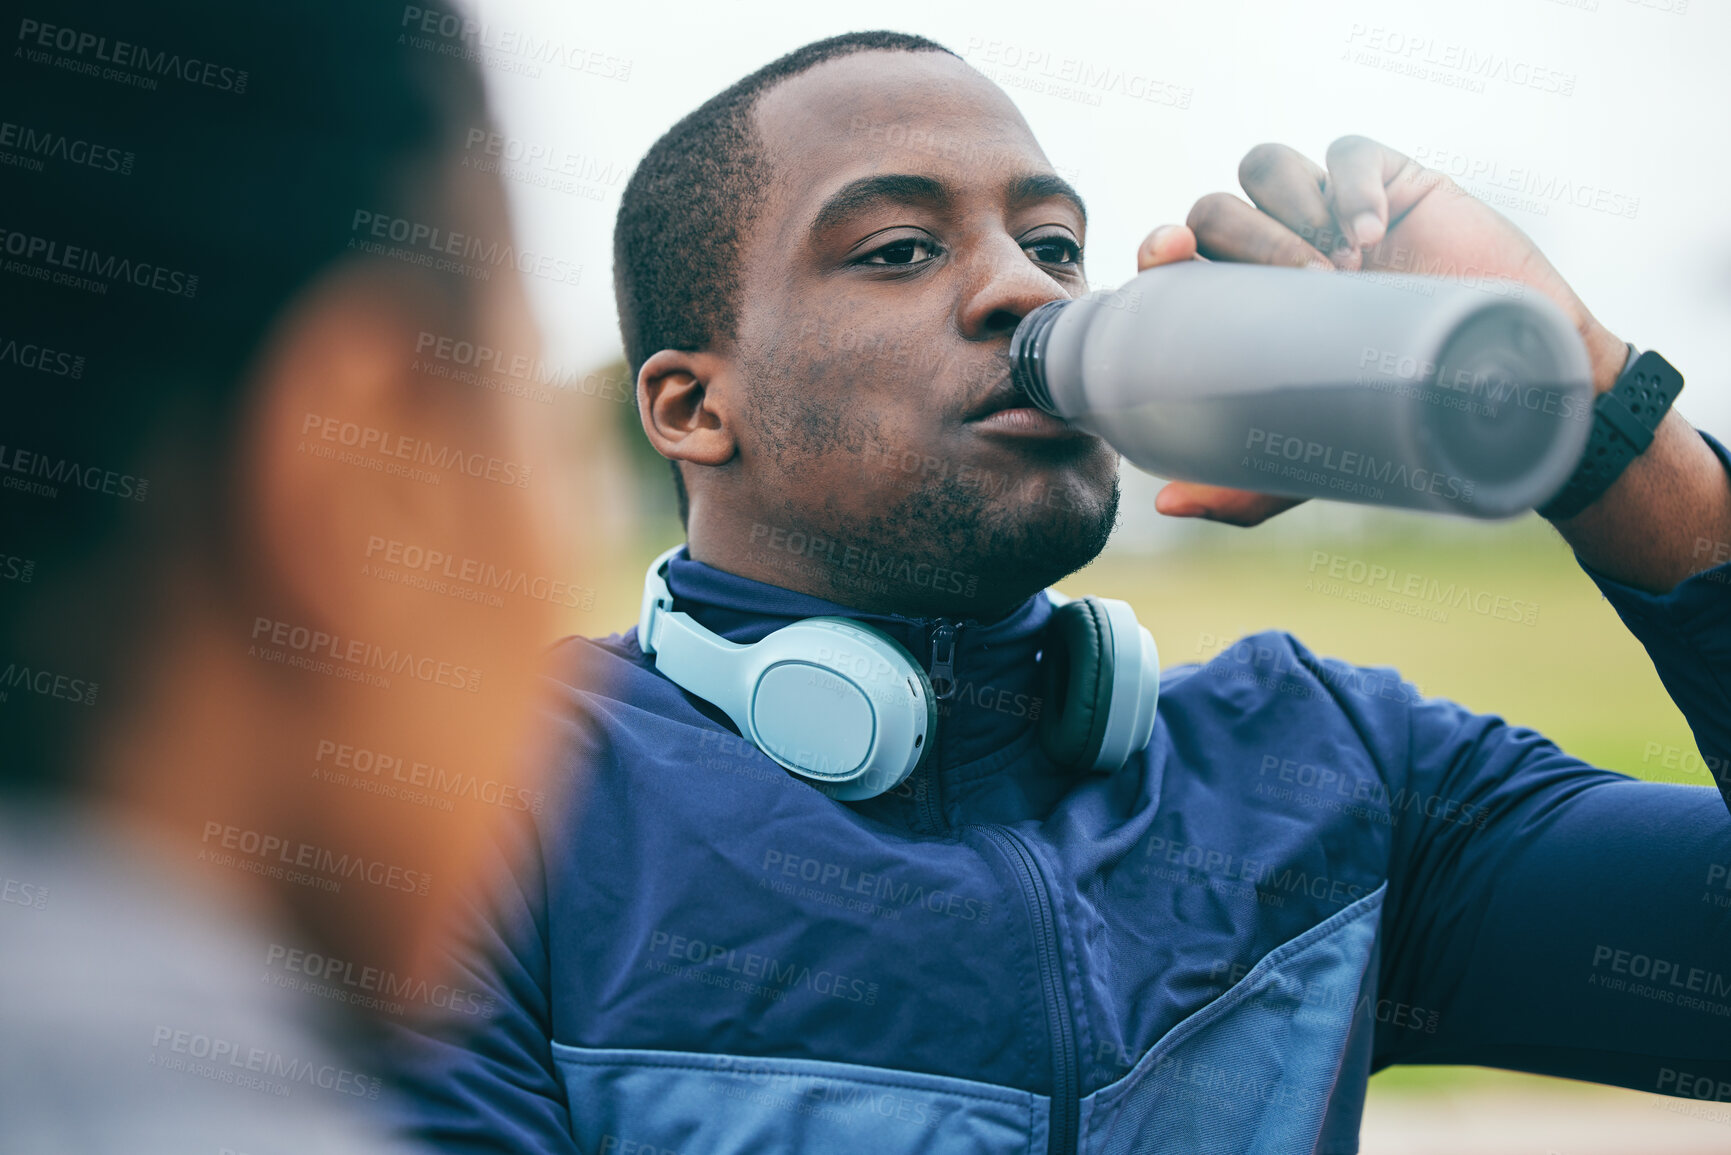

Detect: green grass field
[558, 511, 1713, 1096]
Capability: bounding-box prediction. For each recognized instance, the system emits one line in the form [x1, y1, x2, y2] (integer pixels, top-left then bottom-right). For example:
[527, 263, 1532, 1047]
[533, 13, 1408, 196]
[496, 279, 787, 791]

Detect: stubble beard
[739, 349, 1121, 617]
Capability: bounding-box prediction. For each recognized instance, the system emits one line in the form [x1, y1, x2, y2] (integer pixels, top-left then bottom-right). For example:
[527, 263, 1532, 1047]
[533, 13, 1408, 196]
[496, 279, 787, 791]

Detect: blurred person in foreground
[386, 31, 1731, 1155]
[0, 1, 590, 1150]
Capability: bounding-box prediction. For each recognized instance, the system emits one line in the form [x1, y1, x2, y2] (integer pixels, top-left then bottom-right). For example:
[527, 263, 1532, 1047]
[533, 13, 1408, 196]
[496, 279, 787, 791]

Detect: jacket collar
[661, 546, 1053, 772]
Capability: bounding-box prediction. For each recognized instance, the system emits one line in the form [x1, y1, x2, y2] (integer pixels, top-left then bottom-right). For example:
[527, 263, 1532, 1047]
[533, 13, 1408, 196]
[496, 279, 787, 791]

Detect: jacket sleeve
[1580, 428, 1731, 817]
[377, 784, 582, 1154]
[1371, 429, 1731, 1093]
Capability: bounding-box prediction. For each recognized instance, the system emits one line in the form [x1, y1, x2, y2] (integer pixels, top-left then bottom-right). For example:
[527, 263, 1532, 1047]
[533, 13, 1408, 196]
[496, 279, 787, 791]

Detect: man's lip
[967, 406, 1080, 438]
[963, 376, 1037, 422]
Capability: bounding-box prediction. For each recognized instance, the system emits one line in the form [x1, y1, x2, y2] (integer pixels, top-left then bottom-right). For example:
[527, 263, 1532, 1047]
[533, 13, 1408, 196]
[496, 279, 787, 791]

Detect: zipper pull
[930, 621, 959, 700]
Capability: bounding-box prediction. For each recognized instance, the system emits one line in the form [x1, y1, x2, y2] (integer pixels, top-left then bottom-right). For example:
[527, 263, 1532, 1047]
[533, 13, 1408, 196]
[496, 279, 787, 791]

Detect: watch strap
[1537, 349, 1684, 521]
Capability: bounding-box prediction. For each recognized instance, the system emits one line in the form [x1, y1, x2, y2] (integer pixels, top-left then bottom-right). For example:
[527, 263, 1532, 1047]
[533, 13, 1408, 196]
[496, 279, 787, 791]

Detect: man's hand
[1143, 134, 1628, 527]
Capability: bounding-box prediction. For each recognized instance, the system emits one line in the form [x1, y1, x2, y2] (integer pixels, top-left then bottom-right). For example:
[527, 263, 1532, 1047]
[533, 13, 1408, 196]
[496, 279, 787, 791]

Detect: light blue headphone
[638, 545, 1159, 801]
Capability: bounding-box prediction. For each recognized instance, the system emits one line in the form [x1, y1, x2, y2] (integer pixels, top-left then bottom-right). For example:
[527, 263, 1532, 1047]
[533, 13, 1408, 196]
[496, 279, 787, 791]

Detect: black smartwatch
[1536, 346, 1684, 521]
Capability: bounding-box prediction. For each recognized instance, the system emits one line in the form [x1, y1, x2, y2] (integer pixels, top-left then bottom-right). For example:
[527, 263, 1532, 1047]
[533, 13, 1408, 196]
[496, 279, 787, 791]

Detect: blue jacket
[387, 447, 1731, 1155]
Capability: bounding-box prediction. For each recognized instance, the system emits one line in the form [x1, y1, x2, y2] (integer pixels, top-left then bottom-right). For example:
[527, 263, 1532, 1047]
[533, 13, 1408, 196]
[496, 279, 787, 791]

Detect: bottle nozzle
[1009, 299, 1071, 415]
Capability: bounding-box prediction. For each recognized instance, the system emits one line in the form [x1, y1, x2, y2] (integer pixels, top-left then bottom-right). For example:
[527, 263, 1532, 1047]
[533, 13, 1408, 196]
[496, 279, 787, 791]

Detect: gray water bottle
[1009, 262, 1594, 518]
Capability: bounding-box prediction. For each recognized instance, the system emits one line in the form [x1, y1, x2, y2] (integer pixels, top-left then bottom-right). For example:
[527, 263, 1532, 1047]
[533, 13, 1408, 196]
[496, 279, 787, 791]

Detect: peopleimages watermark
[0, 659, 99, 707]
[0, 442, 148, 502]
[1656, 1067, 1731, 1103]
[198, 820, 432, 897]
[1357, 344, 1591, 422]
[1, 865, 50, 912]
[0, 118, 134, 176]
[690, 728, 938, 813]
[1140, 833, 1377, 909]
[1702, 863, 1731, 909]
[413, 329, 631, 407]
[749, 523, 980, 599]
[1691, 537, 1731, 586]
[933, 676, 1042, 722]
[249, 615, 483, 693]
[1305, 569, 1446, 625]
[1143, 1057, 1320, 1114]
[262, 942, 496, 1018]
[460, 127, 624, 203]
[1201, 958, 1440, 1034]
[398, 6, 631, 82]
[706, 1055, 946, 1132]
[1256, 753, 1491, 830]
[1411, 145, 1640, 221]
[1, 226, 198, 298]
[862, 439, 1088, 514]
[1342, 24, 1576, 97]
[1643, 740, 1729, 788]
[1306, 550, 1539, 627]
[645, 929, 880, 1005]
[1243, 427, 1476, 505]
[0, 331, 84, 378]
[760, 849, 993, 924]
[1589, 944, 1731, 1018]
[148, 1026, 379, 1100]
[1358, 244, 1528, 299]
[962, 37, 1194, 110]
[796, 318, 966, 377]
[349, 209, 582, 286]
[846, 116, 1085, 187]
[1193, 632, 1424, 707]
[0, 552, 35, 584]
[312, 737, 547, 815]
[1190, 634, 1320, 703]
[15, 18, 249, 94]
[598, 1134, 688, 1155]
[363, 535, 596, 612]
[299, 411, 533, 489]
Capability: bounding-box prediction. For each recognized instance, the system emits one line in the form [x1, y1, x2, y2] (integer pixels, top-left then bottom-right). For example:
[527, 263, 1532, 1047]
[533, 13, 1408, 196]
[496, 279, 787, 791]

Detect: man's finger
[1186, 193, 1332, 270]
[1155, 481, 1307, 526]
[1136, 224, 1198, 271]
[1322, 135, 1410, 248]
[1236, 143, 1345, 256]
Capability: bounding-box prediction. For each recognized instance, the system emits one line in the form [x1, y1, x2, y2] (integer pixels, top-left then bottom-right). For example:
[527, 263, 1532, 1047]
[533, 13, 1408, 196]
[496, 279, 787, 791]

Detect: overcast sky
[452, 0, 1727, 540]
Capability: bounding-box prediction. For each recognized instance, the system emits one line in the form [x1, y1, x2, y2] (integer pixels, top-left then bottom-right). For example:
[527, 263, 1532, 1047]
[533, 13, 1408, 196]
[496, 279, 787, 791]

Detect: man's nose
[955, 235, 1071, 341]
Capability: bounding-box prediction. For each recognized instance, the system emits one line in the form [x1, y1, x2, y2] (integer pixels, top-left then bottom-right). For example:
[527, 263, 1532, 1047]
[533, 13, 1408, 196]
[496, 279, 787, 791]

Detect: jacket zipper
[976, 825, 1079, 1155]
[914, 620, 961, 833]
[929, 621, 959, 700]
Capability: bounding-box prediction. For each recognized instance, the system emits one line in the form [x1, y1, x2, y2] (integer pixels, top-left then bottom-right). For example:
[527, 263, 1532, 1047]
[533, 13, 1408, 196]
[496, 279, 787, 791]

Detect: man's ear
[638, 348, 737, 468]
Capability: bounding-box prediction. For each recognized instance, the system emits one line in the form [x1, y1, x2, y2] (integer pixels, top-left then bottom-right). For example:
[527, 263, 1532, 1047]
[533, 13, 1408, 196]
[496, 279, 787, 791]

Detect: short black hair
[612, 31, 957, 527]
[0, 0, 491, 794]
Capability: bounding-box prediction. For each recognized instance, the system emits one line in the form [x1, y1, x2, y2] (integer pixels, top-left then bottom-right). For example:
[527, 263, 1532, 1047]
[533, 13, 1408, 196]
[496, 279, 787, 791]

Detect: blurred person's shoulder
[544, 627, 690, 709]
[0, 806, 426, 1155]
[538, 628, 749, 761]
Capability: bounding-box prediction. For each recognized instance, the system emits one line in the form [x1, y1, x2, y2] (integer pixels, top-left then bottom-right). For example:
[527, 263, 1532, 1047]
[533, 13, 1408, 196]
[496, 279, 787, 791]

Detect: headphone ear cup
[1038, 598, 1117, 772]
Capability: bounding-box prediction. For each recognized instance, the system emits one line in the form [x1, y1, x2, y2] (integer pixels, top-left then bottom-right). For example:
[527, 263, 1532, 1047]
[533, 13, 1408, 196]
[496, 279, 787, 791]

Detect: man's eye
[861, 238, 941, 266]
[1026, 237, 1082, 265]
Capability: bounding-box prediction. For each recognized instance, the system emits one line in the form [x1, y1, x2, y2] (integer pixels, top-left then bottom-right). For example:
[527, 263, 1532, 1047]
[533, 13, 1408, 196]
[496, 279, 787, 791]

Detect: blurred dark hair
[0, 0, 492, 793]
[612, 31, 955, 528]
